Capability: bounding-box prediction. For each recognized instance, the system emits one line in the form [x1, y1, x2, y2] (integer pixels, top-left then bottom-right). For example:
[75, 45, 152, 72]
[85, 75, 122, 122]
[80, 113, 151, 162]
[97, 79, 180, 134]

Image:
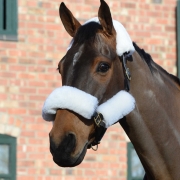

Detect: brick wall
[0, 0, 177, 180]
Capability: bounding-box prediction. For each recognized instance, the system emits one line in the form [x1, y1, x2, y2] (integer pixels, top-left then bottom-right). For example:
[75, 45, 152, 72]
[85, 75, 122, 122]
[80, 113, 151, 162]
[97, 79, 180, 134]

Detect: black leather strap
[91, 112, 107, 146]
[122, 53, 131, 92]
[94, 125, 107, 145]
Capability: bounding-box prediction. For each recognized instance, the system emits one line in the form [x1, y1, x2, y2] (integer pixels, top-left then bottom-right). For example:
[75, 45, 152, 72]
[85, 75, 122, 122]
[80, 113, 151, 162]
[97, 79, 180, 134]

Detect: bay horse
[42, 0, 180, 179]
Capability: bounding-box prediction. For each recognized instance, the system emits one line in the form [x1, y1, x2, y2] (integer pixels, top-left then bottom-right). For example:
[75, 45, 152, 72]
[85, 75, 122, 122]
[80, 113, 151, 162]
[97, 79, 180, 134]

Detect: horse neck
[121, 51, 180, 179]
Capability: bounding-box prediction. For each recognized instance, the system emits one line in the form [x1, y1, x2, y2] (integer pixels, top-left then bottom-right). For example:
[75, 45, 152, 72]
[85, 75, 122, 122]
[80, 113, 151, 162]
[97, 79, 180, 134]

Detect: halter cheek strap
[91, 53, 133, 147]
[122, 52, 132, 92]
[92, 75, 134, 146]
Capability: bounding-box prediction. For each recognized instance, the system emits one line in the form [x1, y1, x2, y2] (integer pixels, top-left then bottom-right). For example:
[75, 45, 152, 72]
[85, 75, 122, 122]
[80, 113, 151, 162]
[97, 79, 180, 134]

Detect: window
[177, 0, 180, 78]
[127, 142, 145, 180]
[0, 134, 16, 180]
[0, 0, 18, 41]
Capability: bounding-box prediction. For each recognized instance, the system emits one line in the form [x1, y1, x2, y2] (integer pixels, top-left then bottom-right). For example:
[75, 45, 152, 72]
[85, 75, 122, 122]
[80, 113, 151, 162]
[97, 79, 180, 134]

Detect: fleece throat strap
[42, 86, 135, 128]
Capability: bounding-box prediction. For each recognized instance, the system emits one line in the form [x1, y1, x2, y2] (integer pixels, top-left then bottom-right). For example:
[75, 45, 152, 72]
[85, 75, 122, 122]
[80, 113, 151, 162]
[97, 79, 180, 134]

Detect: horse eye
[97, 62, 110, 73]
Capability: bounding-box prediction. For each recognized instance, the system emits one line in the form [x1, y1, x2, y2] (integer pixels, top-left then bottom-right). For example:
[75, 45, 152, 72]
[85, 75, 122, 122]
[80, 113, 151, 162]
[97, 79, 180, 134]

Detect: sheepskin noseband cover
[42, 86, 98, 121]
[42, 86, 135, 128]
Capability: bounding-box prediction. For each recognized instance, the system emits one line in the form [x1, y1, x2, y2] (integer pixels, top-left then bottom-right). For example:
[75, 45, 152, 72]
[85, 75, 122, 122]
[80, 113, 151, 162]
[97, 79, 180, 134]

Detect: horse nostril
[63, 132, 76, 153]
[49, 132, 76, 155]
[67, 132, 76, 139]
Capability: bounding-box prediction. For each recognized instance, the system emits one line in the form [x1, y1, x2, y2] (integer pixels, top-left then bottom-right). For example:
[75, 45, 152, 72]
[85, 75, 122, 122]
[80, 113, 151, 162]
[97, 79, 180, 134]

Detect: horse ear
[98, 0, 115, 36]
[59, 2, 81, 37]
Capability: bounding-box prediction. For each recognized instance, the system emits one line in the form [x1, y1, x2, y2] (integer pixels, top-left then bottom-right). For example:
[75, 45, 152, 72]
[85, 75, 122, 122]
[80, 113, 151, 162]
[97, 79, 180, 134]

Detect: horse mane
[133, 42, 153, 71]
[133, 42, 180, 86]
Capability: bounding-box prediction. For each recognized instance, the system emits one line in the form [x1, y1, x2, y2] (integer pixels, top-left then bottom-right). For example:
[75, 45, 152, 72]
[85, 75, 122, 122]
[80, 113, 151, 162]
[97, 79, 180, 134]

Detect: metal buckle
[94, 113, 103, 127]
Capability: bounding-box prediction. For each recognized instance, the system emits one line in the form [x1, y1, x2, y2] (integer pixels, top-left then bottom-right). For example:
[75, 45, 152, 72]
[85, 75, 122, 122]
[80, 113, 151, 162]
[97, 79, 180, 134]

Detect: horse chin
[52, 143, 88, 167]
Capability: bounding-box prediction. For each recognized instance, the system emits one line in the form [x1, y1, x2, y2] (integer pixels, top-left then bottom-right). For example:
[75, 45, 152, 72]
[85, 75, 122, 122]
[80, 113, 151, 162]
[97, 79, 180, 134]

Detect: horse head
[42, 0, 135, 167]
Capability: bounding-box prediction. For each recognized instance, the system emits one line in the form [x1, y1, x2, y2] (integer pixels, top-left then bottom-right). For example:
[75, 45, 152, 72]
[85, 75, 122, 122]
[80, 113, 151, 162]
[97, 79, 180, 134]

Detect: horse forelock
[63, 21, 117, 76]
[69, 21, 117, 55]
[73, 22, 102, 46]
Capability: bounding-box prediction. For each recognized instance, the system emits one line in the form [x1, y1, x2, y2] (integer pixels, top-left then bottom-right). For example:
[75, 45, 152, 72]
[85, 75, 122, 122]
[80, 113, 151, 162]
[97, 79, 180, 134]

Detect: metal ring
[91, 144, 98, 151]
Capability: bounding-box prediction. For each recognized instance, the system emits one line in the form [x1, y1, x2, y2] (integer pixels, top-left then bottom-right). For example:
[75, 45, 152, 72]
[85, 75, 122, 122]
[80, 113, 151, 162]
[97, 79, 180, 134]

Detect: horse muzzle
[49, 133, 87, 167]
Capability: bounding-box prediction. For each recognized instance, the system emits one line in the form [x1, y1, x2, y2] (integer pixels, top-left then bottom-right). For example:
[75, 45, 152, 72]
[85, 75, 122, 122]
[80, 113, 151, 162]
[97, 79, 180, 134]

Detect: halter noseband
[91, 53, 132, 150]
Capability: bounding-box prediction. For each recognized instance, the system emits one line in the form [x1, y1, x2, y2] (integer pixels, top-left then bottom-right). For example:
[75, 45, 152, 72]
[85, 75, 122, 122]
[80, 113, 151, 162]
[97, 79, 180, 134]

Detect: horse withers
[42, 0, 180, 179]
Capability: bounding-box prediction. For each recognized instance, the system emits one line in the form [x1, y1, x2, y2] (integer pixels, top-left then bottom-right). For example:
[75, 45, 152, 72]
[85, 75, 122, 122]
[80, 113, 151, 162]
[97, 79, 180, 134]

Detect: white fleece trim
[42, 87, 135, 128]
[42, 86, 98, 121]
[97, 91, 135, 128]
[68, 17, 135, 57]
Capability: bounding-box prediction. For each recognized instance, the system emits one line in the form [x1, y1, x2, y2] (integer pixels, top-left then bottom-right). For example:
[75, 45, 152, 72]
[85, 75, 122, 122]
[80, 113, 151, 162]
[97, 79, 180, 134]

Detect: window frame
[0, 134, 16, 180]
[127, 142, 144, 180]
[177, 0, 180, 78]
[0, 0, 18, 41]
